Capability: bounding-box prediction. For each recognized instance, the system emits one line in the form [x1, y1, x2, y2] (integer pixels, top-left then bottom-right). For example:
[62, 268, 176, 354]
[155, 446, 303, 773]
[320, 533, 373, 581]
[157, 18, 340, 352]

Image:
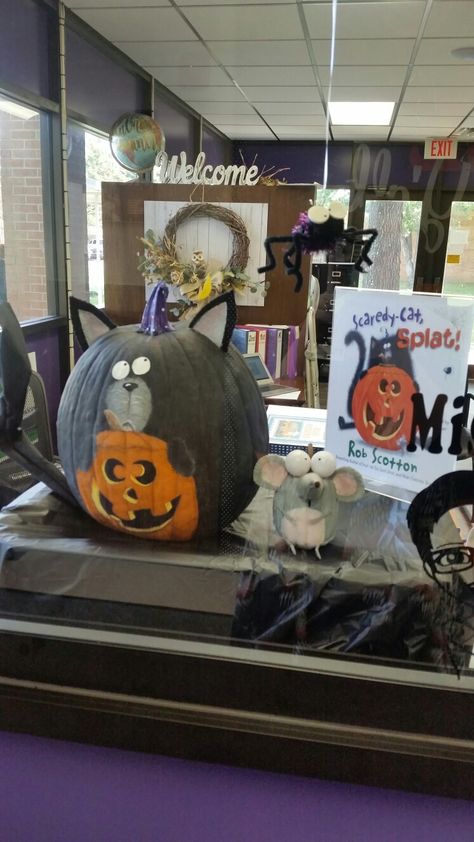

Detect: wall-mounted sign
[155, 151, 260, 186]
[325, 288, 474, 499]
[424, 138, 458, 160]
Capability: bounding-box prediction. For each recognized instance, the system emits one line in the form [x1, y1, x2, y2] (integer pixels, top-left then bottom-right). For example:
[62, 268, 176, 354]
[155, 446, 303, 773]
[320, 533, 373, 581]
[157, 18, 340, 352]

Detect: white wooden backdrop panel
[144, 201, 268, 307]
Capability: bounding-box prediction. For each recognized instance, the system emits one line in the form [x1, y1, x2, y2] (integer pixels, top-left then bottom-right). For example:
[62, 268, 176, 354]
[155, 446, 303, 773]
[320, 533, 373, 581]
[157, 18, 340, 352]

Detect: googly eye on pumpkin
[285, 449, 311, 477]
[310, 450, 337, 478]
[112, 360, 130, 380]
[132, 356, 151, 375]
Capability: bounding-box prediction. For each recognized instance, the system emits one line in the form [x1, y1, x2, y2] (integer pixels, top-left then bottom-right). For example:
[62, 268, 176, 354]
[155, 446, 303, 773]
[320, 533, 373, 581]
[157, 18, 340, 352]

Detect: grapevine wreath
[139, 202, 265, 317]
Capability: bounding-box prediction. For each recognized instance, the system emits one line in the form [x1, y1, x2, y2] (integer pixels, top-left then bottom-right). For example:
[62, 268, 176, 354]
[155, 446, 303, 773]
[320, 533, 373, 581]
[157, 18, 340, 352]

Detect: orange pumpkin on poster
[351, 364, 417, 451]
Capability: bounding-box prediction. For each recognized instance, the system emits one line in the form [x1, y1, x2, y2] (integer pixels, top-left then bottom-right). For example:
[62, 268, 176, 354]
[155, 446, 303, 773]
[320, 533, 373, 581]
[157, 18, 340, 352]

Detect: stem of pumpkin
[138, 282, 174, 335]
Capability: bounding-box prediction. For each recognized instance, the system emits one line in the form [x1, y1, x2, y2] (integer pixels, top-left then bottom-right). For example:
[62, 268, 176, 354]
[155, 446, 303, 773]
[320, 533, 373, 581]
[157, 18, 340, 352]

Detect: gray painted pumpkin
[57, 286, 269, 541]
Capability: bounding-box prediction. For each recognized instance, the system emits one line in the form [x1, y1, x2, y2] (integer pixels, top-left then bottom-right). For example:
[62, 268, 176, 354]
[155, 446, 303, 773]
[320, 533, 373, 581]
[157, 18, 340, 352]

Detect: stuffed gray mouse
[253, 448, 365, 558]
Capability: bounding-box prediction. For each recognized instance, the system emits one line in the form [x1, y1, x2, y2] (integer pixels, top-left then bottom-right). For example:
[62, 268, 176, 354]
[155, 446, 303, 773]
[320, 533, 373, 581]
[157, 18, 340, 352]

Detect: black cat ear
[70, 296, 116, 352]
[189, 292, 236, 352]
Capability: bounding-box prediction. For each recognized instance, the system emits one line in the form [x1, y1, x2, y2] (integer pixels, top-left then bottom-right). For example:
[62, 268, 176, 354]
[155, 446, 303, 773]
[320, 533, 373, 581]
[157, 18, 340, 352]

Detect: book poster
[326, 288, 474, 497]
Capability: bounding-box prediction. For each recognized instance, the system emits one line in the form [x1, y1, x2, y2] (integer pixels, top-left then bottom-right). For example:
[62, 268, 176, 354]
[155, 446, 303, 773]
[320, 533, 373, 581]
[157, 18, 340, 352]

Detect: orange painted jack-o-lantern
[351, 364, 416, 451]
[76, 430, 199, 541]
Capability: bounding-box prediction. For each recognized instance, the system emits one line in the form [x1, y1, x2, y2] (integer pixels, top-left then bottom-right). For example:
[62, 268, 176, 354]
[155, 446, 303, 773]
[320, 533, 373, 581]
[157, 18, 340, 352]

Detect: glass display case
[0, 466, 473, 799]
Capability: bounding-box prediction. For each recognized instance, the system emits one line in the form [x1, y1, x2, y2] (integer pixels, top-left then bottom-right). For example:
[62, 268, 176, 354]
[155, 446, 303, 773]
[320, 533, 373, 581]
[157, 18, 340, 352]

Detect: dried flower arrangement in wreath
[138, 202, 265, 317]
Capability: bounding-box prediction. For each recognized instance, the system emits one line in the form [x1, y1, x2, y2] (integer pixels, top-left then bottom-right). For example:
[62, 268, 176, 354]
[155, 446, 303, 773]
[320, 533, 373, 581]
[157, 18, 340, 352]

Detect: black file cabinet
[313, 262, 359, 382]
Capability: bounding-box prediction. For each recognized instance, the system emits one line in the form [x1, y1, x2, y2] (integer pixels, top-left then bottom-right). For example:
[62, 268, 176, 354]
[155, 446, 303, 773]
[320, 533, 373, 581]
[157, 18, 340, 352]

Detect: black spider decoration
[258, 201, 378, 292]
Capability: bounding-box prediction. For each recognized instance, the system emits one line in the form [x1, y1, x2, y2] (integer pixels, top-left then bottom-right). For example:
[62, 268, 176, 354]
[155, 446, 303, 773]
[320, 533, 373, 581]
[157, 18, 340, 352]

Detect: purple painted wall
[66, 26, 150, 131]
[154, 91, 196, 159]
[26, 327, 62, 443]
[0, 731, 473, 842]
[234, 141, 474, 192]
[0, 0, 59, 102]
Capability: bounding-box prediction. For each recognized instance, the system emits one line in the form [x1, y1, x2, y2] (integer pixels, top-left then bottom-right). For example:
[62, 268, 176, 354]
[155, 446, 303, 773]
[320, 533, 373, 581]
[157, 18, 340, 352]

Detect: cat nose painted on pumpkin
[123, 381, 138, 393]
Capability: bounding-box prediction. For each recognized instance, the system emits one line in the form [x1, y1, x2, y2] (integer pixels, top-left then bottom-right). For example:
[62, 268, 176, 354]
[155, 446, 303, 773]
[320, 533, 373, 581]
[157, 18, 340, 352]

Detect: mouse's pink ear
[253, 454, 288, 490]
[332, 468, 365, 502]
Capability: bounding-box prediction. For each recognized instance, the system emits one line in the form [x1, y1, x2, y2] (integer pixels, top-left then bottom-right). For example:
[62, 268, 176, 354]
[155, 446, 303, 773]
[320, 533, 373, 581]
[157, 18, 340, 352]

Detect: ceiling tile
[208, 113, 264, 124]
[424, 1, 474, 38]
[303, 2, 426, 40]
[416, 38, 474, 65]
[398, 102, 470, 117]
[403, 86, 474, 102]
[331, 127, 389, 140]
[242, 86, 322, 102]
[182, 5, 303, 40]
[253, 101, 325, 115]
[168, 85, 245, 101]
[178, 0, 293, 4]
[311, 38, 415, 66]
[151, 67, 229, 86]
[190, 101, 256, 115]
[215, 125, 275, 139]
[323, 86, 402, 99]
[76, 8, 196, 41]
[206, 40, 309, 65]
[275, 128, 327, 139]
[119, 42, 215, 65]
[265, 114, 327, 126]
[410, 66, 474, 86]
[390, 128, 454, 139]
[394, 115, 458, 128]
[69, 0, 169, 6]
[228, 66, 316, 86]
[319, 66, 406, 86]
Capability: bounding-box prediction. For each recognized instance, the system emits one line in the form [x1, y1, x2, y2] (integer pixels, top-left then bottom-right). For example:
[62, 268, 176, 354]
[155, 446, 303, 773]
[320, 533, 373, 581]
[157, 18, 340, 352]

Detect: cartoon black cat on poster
[338, 329, 418, 452]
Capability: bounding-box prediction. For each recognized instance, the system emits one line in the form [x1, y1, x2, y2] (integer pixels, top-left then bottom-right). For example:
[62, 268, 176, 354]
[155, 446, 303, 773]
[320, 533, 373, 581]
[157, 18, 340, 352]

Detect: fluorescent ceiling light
[0, 98, 37, 120]
[329, 102, 394, 126]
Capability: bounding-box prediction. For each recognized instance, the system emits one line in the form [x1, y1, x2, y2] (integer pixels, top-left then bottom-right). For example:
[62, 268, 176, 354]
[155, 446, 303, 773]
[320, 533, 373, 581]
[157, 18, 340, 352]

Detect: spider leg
[343, 228, 378, 273]
[258, 236, 294, 274]
[283, 234, 304, 293]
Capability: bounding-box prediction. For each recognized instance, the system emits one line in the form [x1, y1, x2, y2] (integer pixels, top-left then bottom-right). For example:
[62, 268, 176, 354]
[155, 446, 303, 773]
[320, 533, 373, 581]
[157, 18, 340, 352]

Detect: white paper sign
[325, 288, 474, 498]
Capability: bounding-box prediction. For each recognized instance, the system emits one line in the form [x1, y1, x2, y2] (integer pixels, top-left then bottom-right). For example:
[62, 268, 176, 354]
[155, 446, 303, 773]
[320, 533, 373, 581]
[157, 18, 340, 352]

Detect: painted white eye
[111, 360, 130, 380]
[328, 201, 346, 220]
[308, 205, 329, 224]
[311, 450, 337, 478]
[285, 449, 311, 477]
[132, 356, 151, 375]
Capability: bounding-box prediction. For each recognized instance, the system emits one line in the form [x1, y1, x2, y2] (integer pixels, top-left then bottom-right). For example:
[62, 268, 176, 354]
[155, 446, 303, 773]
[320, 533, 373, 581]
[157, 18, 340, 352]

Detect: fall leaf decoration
[138, 202, 264, 317]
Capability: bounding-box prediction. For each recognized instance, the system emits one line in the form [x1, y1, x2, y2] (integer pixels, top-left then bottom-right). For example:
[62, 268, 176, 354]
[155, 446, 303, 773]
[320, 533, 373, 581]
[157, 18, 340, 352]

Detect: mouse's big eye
[285, 449, 311, 477]
[310, 450, 336, 478]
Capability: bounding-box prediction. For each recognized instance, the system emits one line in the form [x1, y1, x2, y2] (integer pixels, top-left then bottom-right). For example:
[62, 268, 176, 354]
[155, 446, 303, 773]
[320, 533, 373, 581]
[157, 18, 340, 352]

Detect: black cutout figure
[258, 203, 378, 292]
[407, 471, 474, 585]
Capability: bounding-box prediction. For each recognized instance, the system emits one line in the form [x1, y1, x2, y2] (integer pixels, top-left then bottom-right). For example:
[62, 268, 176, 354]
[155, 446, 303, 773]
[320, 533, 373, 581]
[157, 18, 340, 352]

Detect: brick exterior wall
[0, 111, 49, 320]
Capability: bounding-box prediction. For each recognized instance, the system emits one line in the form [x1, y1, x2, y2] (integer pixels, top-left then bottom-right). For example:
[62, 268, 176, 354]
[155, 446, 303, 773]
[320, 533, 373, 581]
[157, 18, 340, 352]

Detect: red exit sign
[424, 138, 458, 159]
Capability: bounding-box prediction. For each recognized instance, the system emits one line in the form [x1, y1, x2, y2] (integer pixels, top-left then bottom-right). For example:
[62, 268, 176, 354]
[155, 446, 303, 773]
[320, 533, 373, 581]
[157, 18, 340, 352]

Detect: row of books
[232, 324, 300, 379]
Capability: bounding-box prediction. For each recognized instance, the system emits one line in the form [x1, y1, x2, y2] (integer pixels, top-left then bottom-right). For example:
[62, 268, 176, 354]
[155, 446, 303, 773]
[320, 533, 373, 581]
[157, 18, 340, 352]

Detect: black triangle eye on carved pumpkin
[57, 285, 269, 541]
